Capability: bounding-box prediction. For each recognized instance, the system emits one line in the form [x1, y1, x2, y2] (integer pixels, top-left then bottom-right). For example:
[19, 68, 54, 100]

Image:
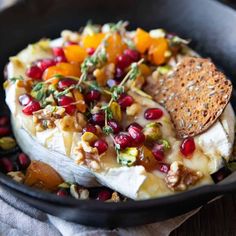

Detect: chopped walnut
[70, 184, 89, 200]
[165, 161, 203, 191]
[33, 106, 65, 131]
[7, 171, 25, 183]
[106, 192, 121, 202]
[126, 103, 141, 116]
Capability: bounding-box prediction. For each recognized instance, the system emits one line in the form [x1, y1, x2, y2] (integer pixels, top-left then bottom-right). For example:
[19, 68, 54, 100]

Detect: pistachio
[7, 171, 25, 183]
[157, 65, 172, 75]
[110, 102, 122, 122]
[118, 147, 138, 167]
[0, 137, 16, 150]
[143, 122, 162, 141]
[58, 182, 71, 189]
[70, 184, 89, 200]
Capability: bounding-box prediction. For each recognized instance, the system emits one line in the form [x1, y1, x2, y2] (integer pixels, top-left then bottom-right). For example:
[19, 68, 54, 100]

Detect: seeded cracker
[145, 57, 232, 138]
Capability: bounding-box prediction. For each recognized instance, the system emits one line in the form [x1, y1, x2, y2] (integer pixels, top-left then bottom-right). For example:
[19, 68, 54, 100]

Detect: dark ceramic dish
[0, 0, 236, 228]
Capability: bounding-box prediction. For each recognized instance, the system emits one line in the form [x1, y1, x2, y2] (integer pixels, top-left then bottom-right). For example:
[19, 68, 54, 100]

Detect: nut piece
[70, 184, 89, 200]
[126, 103, 141, 116]
[7, 171, 25, 183]
[106, 192, 121, 202]
[165, 161, 203, 191]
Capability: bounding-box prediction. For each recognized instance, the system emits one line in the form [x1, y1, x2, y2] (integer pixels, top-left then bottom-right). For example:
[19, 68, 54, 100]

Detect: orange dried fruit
[24, 161, 63, 192]
[43, 63, 81, 83]
[148, 38, 168, 65]
[106, 33, 127, 63]
[134, 28, 152, 53]
[64, 45, 87, 63]
[81, 33, 105, 49]
[73, 89, 87, 113]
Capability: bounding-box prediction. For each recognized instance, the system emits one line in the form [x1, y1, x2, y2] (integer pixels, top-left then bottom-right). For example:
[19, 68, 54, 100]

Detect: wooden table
[171, 193, 236, 235]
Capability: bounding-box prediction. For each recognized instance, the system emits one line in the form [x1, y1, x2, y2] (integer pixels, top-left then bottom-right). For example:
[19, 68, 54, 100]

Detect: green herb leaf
[9, 75, 24, 83]
[111, 86, 124, 100]
[103, 125, 113, 135]
[129, 62, 140, 80]
[32, 82, 44, 92]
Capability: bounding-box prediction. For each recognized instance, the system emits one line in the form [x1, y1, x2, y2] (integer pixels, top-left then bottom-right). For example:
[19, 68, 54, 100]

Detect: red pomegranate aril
[97, 190, 111, 201]
[0, 127, 11, 136]
[0, 158, 14, 173]
[58, 96, 76, 115]
[36, 59, 56, 71]
[107, 79, 119, 88]
[85, 90, 101, 103]
[144, 108, 163, 120]
[93, 139, 108, 155]
[17, 153, 30, 170]
[116, 54, 132, 69]
[108, 120, 121, 134]
[126, 122, 143, 132]
[180, 137, 195, 157]
[158, 163, 170, 173]
[87, 47, 95, 56]
[56, 189, 68, 197]
[58, 78, 77, 90]
[18, 94, 32, 106]
[124, 49, 140, 62]
[82, 124, 97, 134]
[26, 65, 43, 80]
[52, 47, 65, 57]
[91, 112, 105, 126]
[22, 100, 41, 115]
[64, 41, 78, 46]
[128, 126, 145, 146]
[0, 115, 9, 126]
[115, 67, 125, 80]
[114, 132, 132, 150]
[152, 144, 165, 161]
[54, 55, 67, 63]
[118, 93, 134, 110]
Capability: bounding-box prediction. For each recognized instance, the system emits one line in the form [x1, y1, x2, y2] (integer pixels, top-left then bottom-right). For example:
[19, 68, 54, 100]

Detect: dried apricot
[134, 28, 152, 53]
[64, 45, 87, 63]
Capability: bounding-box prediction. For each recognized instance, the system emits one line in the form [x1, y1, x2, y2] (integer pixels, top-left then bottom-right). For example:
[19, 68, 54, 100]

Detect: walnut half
[165, 161, 203, 191]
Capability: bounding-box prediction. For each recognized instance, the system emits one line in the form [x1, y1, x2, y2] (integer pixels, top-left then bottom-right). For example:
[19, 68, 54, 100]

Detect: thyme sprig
[102, 58, 144, 136]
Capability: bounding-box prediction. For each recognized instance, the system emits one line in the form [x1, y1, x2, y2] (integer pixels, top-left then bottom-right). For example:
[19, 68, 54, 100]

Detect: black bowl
[1, 0, 236, 228]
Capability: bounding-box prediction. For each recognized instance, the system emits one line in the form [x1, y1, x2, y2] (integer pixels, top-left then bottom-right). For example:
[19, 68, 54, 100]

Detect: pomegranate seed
[36, 59, 56, 71]
[180, 137, 195, 157]
[116, 54, 132, 69]
[91, 112, 105, 126]
[87, 47, 95, 56]
[17, 153, 30, 170]
[108, 120, 121, 134]
[64, 41, 78, 46]
[115, 67, 125, 80]
[0, 158, 14, 173]
[126, 122, 143, 132]
[0, 115, 9, 126]
[26, 65, 43, 80]
[97, 190, 111, 201]
[144, 108, 163, 120]
[22, 100, 41, 115]
[82, 124, 97, 134]
[128, 125, 145, 146]
[85, 90, 101, 103]
[58, 78, 77, 90]
[152, 144, 165, 161]
[58, 96, 76, 115]
[114, 132, 132, 150]
[124, 49, 140, 62]
[18, 94, 32, 106]
[52, 47, 65, 57]
[93, 139, 108, 155]
[118, 93, 134, 110]
[0, 127, 11, 136]
[107, 79, 119, 88]
[54, 55, 67, 63]
[158, 163, 170, 173]
[56, 189, 68, 197]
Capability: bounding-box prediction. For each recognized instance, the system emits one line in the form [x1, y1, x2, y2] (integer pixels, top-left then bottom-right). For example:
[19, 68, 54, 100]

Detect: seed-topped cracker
[145, 57, 232, 138]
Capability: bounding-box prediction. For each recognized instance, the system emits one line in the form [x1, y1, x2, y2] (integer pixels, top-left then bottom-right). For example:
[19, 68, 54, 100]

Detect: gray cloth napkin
[0, 186, 199, 236]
